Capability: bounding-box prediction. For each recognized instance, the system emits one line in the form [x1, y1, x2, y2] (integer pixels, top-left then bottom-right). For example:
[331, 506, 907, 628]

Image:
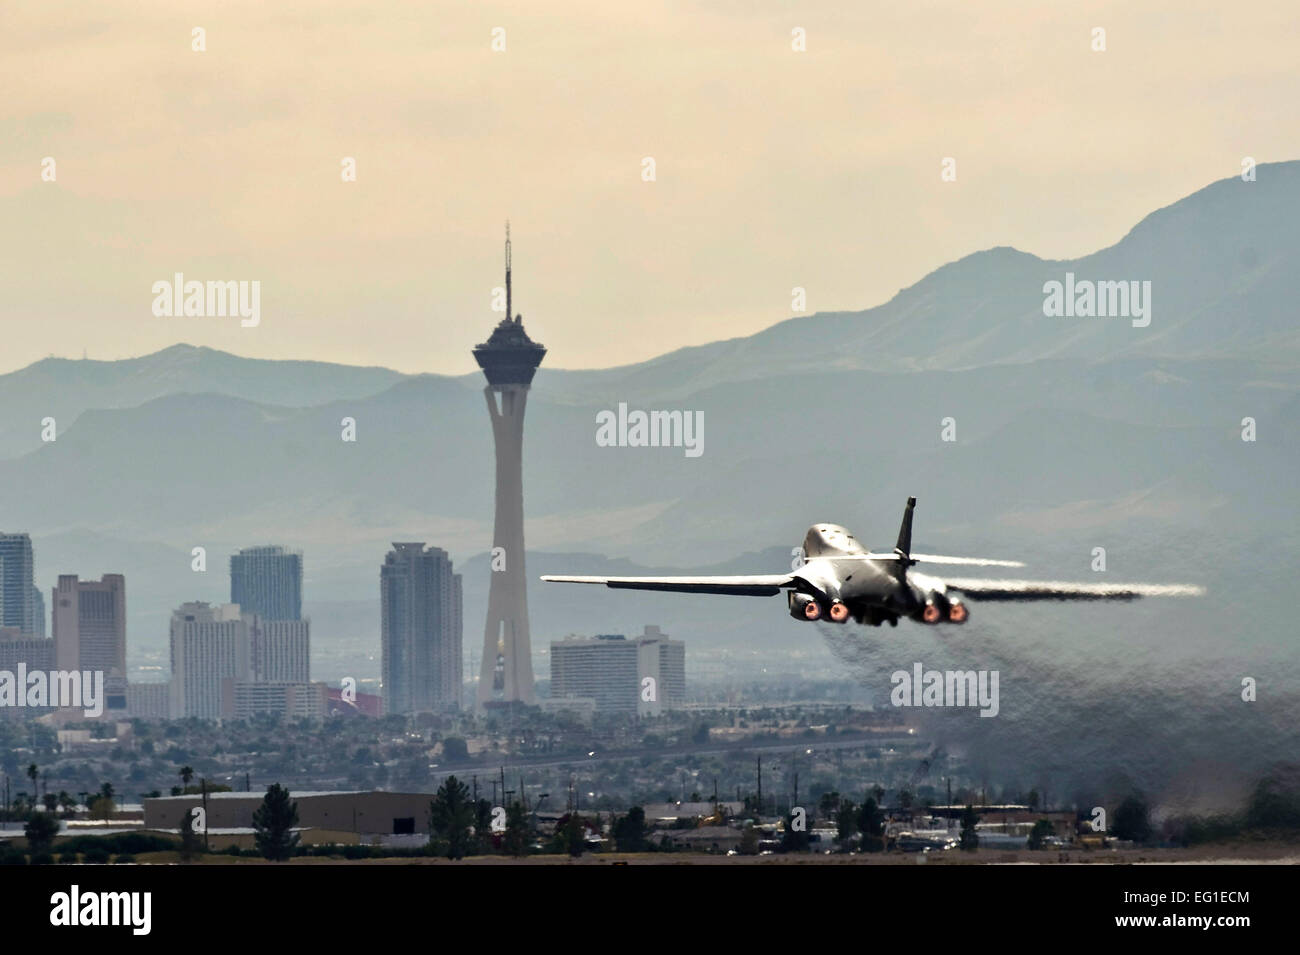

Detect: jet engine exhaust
[788, 592, 822, 622]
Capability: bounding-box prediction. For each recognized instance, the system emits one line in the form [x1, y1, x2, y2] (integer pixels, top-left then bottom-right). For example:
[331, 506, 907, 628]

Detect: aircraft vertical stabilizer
[891, 496, 917, 578]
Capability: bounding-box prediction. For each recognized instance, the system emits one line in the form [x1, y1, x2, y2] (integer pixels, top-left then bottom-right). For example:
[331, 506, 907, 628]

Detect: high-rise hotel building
[169, 602, 312, 719]
[550, 625, 685, 716]
[230, 545, 303, 620]
[0, 533, 37, 635]
[380, 543, 463, 713]
[52, 574, 128, 713]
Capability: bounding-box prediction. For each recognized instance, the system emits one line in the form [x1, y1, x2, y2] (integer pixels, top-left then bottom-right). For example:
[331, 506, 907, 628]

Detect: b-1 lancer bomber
[542, 497, 1203, 627]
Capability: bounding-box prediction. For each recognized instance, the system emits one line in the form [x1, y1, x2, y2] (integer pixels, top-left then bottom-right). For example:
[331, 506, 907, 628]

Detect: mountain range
[1, 160, 1296, 688]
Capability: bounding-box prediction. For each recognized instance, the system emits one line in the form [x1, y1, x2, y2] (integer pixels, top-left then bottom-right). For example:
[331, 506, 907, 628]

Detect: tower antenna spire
[504, 221, 513, 322]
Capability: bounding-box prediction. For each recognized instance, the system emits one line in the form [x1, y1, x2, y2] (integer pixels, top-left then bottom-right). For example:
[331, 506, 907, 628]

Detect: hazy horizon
[4, 1, 1299, 376]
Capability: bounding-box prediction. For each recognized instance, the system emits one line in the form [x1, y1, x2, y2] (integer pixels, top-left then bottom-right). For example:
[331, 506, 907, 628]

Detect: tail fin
[891, 497, 916, 576]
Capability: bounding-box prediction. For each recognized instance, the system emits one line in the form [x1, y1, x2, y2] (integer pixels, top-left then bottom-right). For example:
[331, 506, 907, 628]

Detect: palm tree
[179, 766, 194, 792]
[26, 764, 38, 802]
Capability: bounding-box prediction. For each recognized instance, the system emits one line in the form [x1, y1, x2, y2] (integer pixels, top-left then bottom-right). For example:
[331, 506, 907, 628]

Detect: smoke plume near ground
[817, 595, 1300, 815]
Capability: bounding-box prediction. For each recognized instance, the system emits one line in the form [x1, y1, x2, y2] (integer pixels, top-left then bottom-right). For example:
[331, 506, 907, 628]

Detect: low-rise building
[143, 790, 435, 837]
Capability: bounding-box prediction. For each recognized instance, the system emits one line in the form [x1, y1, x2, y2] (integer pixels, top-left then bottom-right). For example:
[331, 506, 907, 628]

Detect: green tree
[89, 796, 114, 822]
[1027, 819, 1054, 850]
[24, 812, 60, 856]
[474, 798, 495, 853]
[781, 808, 811, 852]
[612, 806, 647, 852]
[818, 791, 841, 819]
[835, 800, 858, 849]
[57, 792, 77, 819]
[558, 813, 586, 857]
[502, 801, 529, 857]
[857, 798, 886, 852]
[252, 783, 300, 861]
[429, 775, 475, 860]
[959, 804, 980, 851]
[1113, 794, 1153, 843]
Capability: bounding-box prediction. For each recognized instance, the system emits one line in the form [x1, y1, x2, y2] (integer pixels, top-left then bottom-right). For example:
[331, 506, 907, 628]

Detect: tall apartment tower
[52, 574, 127, 701]
[0, 533, 36, 634]
[472, 224, 545, 707]
[230, 546, 303, 620]
[380, 543, 463, 713]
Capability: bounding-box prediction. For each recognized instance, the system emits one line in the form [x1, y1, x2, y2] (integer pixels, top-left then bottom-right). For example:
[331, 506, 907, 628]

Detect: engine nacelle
[788, 591, 822, 622]
[912, 590, 951, 624]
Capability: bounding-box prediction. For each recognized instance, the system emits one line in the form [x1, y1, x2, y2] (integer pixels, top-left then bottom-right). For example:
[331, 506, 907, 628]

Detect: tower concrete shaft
[477, 383, 536, 705]
[473, 225, 545, 707]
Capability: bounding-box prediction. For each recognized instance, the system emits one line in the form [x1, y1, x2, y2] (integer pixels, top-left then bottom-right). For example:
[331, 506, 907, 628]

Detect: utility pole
[201, 778, 210, 851]
[500, 766, 507, 806]
[472, 775, 478, 804]
[756, 755, 763, 816]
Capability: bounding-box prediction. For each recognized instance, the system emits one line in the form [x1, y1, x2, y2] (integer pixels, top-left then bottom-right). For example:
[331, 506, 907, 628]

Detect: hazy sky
[2, 1, 1298, 376]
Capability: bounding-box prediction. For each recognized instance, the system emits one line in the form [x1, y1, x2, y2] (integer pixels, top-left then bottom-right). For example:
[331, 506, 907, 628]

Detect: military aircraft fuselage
[792, 523, 958, 626]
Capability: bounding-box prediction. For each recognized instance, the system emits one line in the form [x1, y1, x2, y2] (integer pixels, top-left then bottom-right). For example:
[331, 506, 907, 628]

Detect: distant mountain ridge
[3, 161, 1298, 455]
[0, 163, 1296, 683]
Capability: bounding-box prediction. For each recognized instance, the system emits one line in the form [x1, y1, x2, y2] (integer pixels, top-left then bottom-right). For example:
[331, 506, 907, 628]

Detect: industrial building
[143, 790, 435, 837]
